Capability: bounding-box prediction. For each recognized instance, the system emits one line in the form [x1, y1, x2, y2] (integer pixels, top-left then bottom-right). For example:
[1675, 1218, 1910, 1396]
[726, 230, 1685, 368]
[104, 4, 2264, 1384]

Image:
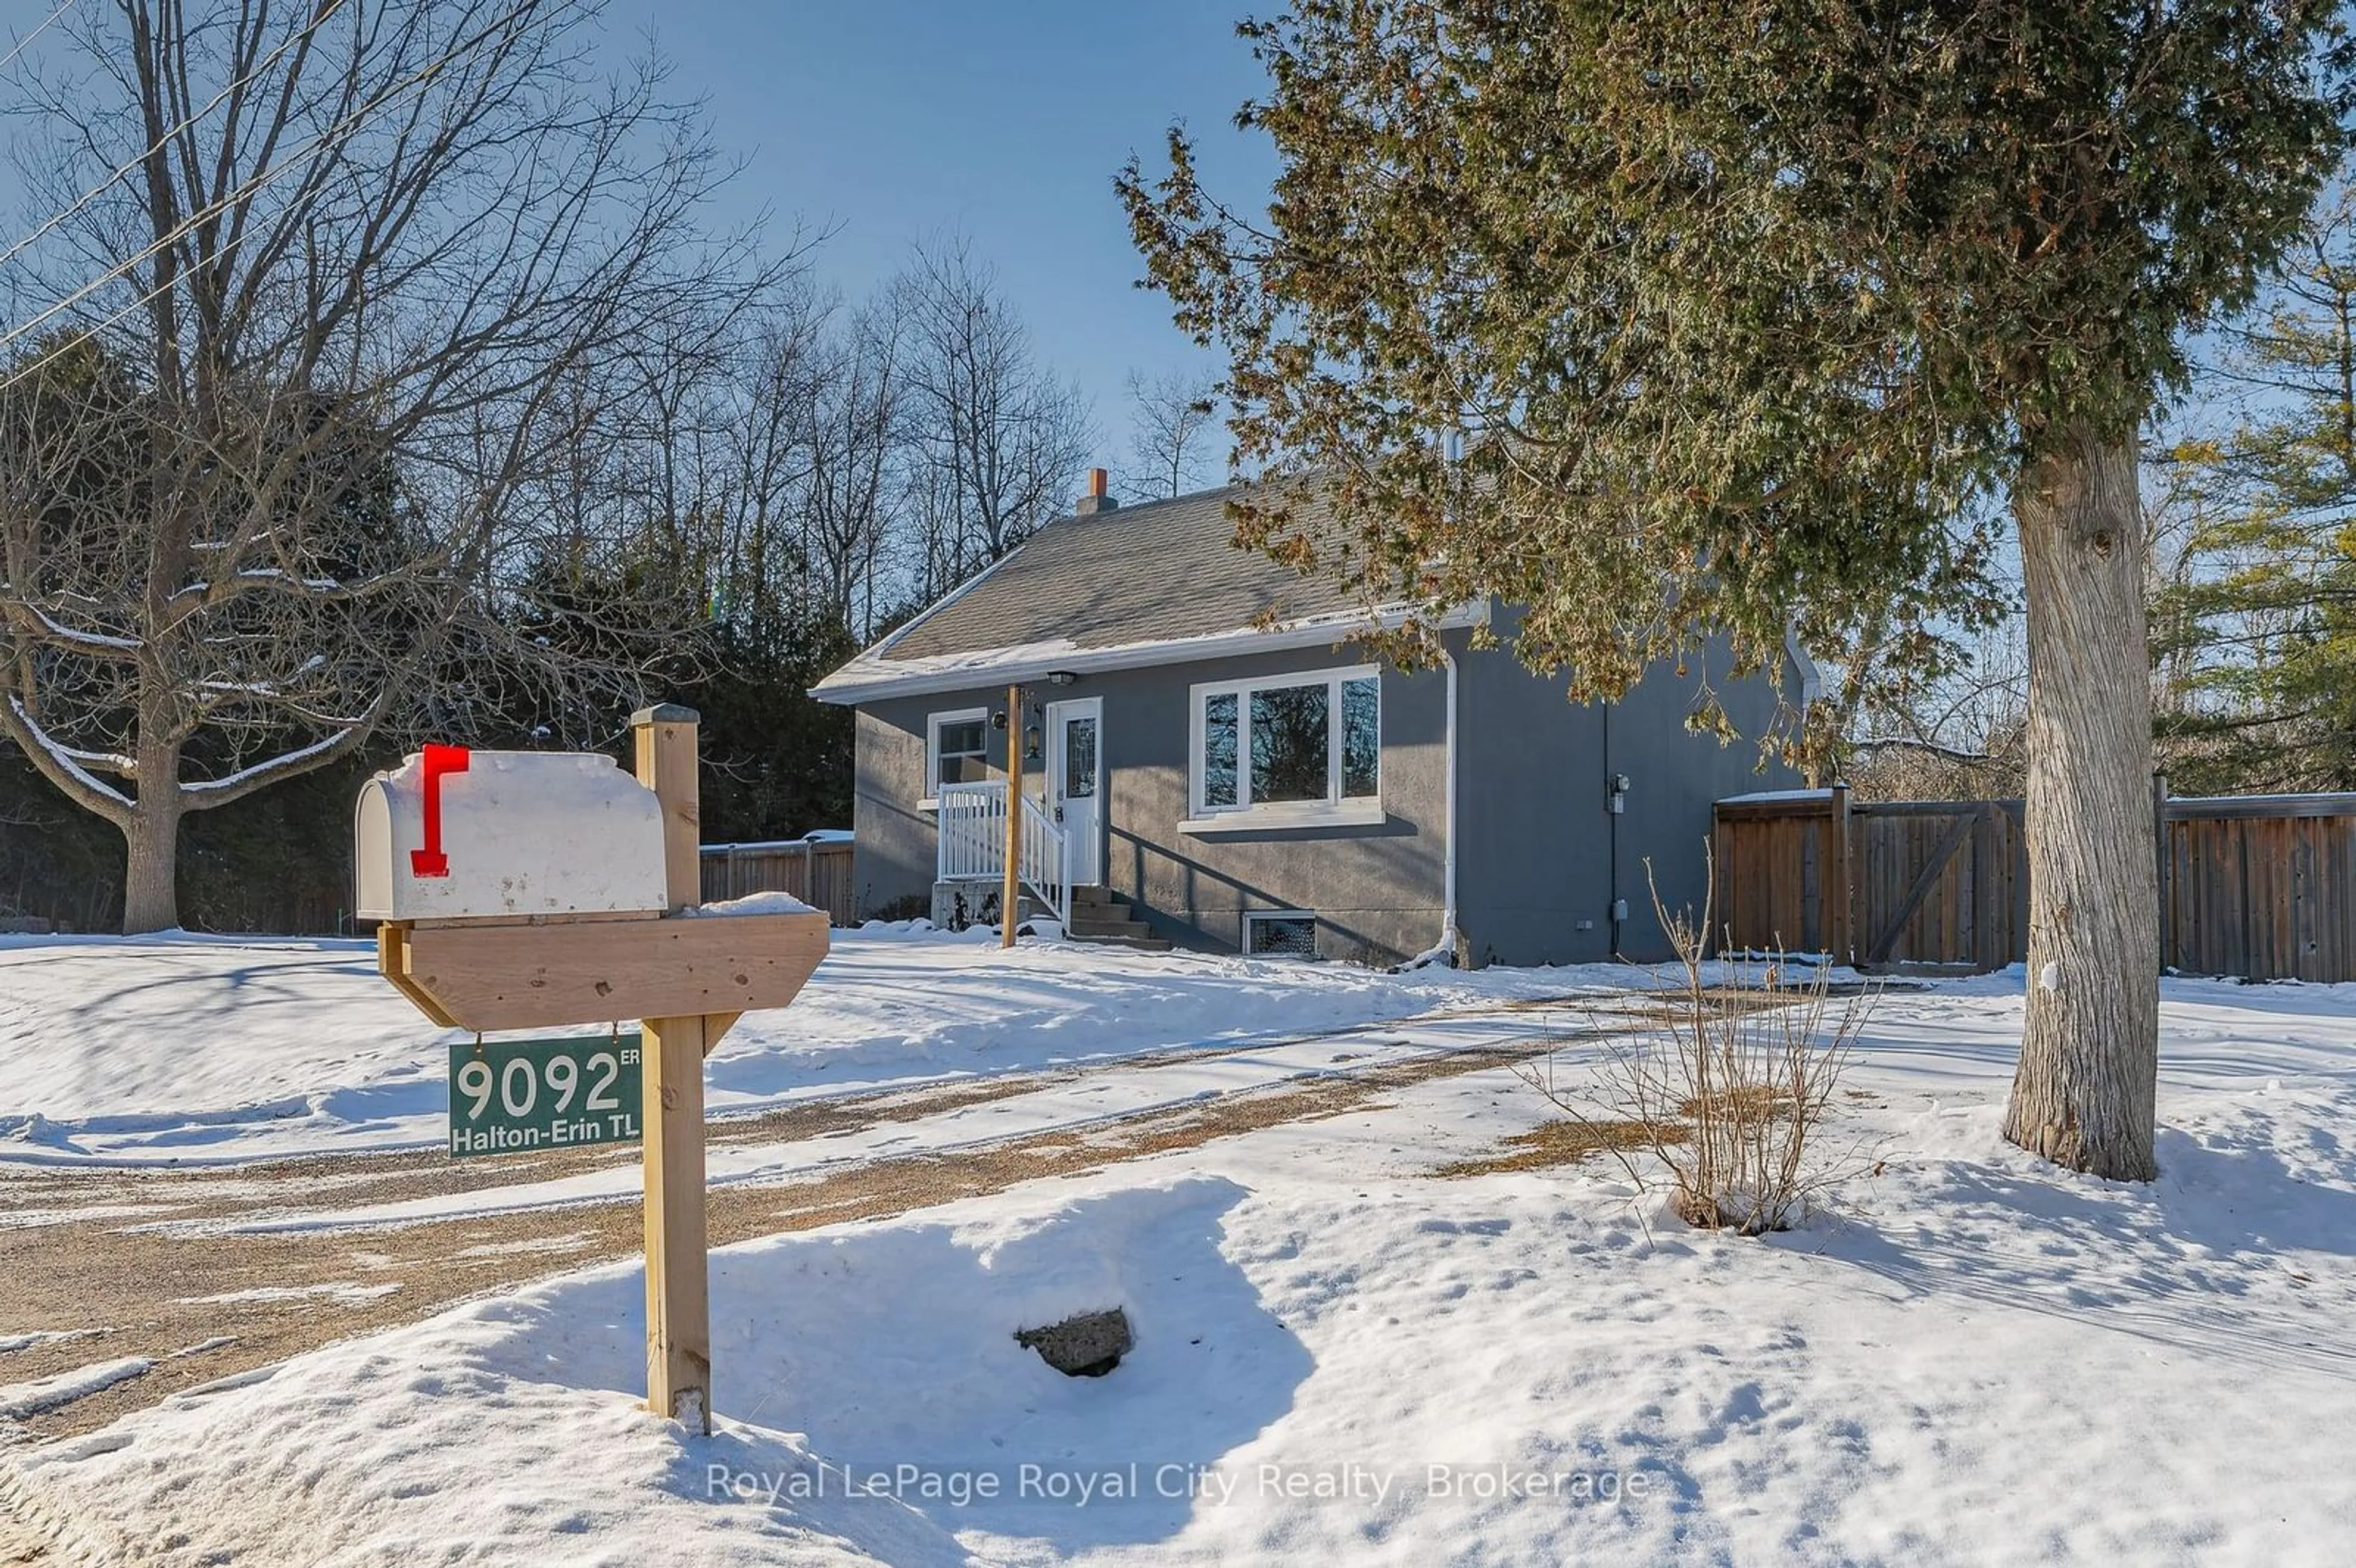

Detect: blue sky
[620, 0, 1277, 474]
[0, 1, 1276, 482]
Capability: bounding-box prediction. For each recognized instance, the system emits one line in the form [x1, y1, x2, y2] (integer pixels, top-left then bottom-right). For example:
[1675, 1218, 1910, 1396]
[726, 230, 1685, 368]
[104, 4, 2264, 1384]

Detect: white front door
[1044, 697, 1103, 888]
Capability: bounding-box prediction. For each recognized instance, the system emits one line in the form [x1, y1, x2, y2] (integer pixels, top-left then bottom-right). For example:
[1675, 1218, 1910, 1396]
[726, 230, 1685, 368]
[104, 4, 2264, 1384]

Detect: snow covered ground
[0, 925, 1584, 1166]
[6, 933, 2356, 1565]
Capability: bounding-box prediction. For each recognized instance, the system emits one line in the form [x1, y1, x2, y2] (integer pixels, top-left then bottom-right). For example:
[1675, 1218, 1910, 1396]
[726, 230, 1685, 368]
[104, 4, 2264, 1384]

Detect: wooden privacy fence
[1712, 783, 2356, 982]
[699, 836, 856, 926]
[2162, 794, 2356, 982]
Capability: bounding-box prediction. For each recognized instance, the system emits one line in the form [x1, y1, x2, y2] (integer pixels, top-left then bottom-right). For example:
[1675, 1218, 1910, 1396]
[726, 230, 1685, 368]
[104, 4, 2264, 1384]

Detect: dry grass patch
[1678, 1085, 1795, 1121]
[1431, 1118, 1685, 1179]
[1616, 988, 1789, 1026]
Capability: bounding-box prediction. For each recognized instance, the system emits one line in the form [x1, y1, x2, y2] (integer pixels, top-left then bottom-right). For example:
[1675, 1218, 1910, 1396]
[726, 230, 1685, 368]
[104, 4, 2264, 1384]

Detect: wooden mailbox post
[362, 704, 828, 1433]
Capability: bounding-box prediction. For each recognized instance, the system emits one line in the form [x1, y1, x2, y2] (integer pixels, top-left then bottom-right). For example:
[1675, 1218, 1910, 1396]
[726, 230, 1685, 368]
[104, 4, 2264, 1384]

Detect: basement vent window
[1245, 911, 1318, 958]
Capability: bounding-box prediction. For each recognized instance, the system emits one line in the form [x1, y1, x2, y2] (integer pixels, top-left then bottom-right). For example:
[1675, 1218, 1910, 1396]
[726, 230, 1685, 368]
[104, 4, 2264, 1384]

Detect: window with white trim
[925, 708, 989, 800]
[1189, 666, 1380, 821]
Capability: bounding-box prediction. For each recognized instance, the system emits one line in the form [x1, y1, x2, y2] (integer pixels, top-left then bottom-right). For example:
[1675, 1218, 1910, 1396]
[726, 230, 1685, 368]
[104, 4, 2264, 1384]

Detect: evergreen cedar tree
[1118, 1, 2350, 1182]
[2159, 188, 2356, 791]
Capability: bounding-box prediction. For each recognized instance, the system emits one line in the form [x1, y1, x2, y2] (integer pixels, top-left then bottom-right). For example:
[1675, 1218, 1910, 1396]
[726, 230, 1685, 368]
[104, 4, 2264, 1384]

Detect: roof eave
[809, 599, 1488, 706]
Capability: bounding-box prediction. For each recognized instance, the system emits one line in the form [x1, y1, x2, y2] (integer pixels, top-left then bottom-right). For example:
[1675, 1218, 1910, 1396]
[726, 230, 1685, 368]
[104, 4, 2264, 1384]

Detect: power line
[0, 0, 545, 392]
[0, 0, 72, 77]
[0, 0, 349, 294]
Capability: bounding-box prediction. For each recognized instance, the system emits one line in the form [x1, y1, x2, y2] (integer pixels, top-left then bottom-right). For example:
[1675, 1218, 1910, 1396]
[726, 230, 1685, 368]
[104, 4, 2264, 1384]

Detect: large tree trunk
[120, 799, 183, 934]
[120, 723, 184, 934]
[2003, 424, 2160, 1181]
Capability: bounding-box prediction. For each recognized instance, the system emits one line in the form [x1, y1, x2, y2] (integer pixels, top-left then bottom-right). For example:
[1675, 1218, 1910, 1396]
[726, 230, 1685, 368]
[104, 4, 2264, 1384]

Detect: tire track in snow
[0, 993, 1676, 1440]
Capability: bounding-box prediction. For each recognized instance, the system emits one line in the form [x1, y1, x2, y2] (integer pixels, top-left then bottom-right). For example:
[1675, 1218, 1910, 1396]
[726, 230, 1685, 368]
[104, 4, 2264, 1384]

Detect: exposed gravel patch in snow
[0, 1358, 151, 1421]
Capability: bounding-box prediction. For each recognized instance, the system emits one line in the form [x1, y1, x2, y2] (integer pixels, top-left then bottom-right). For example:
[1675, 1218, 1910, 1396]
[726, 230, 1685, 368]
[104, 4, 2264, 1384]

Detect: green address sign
[447, 1032, 643, 1158]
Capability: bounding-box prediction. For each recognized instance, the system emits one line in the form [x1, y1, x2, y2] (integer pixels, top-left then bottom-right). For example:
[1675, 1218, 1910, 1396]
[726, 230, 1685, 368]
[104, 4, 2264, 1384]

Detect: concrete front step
[1068, 930, 1172, 952]
[1064, 888, 1170, 950]
[929, 881, 1169, 947]
[1068, 915, 1152, 939]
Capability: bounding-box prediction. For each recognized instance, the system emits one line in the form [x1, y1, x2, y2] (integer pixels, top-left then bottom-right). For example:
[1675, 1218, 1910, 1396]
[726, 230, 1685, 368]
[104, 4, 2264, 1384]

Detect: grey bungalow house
[812, 472, 1815, 967]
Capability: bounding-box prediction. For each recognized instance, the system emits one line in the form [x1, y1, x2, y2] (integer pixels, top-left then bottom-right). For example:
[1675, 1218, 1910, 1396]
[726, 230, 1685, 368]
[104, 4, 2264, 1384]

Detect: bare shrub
[1524, 858, 1877, 1234]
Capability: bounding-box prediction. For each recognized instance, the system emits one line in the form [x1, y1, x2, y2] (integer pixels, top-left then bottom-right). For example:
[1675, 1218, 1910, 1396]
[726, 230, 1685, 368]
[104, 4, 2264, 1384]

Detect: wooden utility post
[636, 704, 704, 911]
[635, 704, 712, 1432]
[638, 1012, 710, 1429]
[1001, 683, 1023, 950]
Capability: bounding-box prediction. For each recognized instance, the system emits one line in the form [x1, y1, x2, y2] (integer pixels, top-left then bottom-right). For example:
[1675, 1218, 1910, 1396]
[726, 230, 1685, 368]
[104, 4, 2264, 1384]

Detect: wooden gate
[1714, 790, 2024, 969]
[1712, 787, 2026, 970]
[1847, 799, 2026, 970]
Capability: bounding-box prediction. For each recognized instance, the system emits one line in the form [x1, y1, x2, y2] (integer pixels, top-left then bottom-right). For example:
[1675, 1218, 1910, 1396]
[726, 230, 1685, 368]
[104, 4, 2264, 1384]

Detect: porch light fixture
[1046, 670, 1077, 686]
[1023, 720, 1043, 763]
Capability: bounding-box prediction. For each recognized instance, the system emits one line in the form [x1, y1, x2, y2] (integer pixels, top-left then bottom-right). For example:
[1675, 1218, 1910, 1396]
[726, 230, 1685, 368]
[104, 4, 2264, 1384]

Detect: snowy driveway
[1, 934, 1636, 1443]
[0, 927, 1604, 1165]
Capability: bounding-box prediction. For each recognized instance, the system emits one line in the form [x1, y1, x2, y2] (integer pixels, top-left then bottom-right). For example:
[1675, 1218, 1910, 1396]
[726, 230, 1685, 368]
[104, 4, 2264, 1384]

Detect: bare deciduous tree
[0, 0, 782, 931]
[715, 284, 827, 629]
[801, 294, 903, 639]
[893, 236, 1093, 599]
[1118, 367, 1220, 500]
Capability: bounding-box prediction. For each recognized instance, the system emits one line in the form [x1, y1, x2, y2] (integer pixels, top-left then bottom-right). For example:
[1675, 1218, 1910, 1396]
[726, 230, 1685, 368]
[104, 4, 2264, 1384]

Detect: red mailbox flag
[409, 744, 471, 878]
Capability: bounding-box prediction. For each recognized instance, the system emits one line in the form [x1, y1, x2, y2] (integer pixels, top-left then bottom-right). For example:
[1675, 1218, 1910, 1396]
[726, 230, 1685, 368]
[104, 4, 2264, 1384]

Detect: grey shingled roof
[879, 482, 1365, 662]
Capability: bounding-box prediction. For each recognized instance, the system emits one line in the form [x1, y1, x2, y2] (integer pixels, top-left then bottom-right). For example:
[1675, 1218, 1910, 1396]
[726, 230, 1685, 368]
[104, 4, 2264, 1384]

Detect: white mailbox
[354, 746, 670, 923]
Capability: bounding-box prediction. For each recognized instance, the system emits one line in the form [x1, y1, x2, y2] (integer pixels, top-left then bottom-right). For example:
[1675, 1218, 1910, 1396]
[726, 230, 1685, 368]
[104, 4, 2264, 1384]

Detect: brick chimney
[1075, 467, 1118, 516]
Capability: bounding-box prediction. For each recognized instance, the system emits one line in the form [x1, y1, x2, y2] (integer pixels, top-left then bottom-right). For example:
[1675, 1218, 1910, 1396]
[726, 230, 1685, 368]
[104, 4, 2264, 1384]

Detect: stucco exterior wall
[1450, 640, 1614, 969]
[1608, 641, 1803, 958]
[1453, 631, 1804, 966]
[847, 629, 1801, 968]
[849, 704, 951, 921]
[850, 645, 1449, 964]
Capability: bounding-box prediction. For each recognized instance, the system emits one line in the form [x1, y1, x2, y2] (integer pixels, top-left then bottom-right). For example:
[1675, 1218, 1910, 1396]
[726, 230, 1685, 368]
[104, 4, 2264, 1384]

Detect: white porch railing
[936, 781, 1069, 925]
